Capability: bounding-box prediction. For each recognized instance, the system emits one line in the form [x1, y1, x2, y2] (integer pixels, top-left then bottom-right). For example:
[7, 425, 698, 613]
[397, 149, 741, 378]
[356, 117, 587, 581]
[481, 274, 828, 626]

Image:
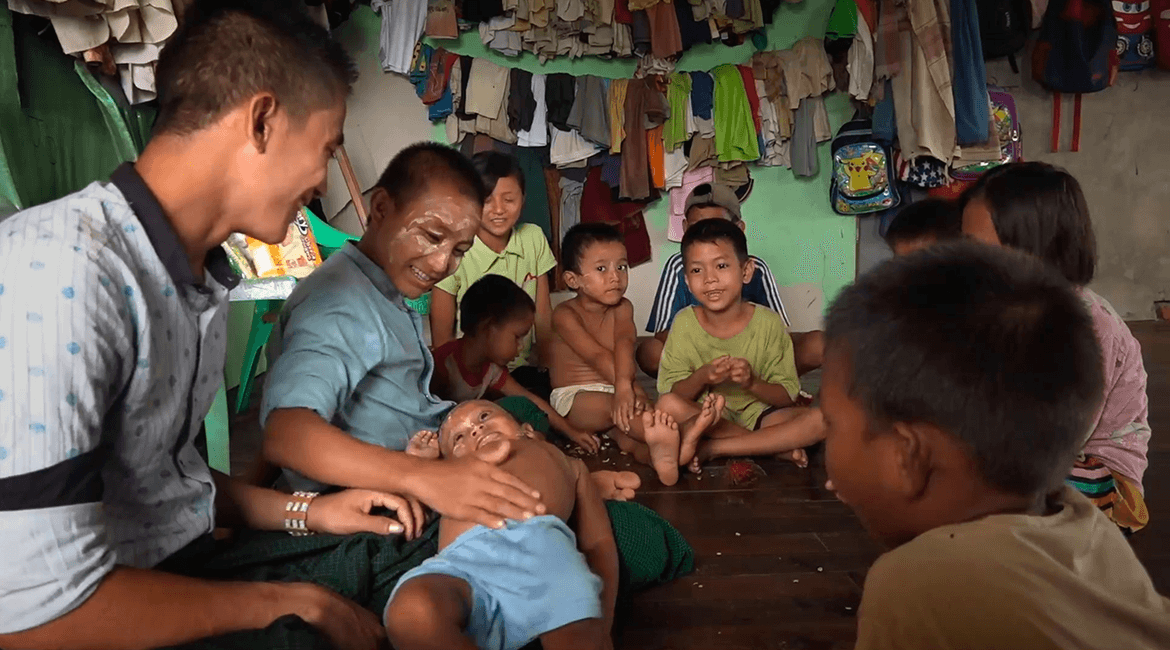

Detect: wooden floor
[228, 321, 1170, 650]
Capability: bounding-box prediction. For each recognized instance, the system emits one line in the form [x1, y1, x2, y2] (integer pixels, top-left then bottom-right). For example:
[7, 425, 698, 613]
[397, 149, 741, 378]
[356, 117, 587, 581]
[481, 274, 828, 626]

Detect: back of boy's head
[374, 142, 487, 214]
[155, 0, 357, 135]
[825, 242, 1104, 497]
[684, 183, 742, 222]
[681, 217, 749, 264]
[471, 151, 526, 195]
[883, 198, 961, 248]
[561, 223, 624, 274]
[461, 275, 536, 336]
[962, 162, 1096, 285]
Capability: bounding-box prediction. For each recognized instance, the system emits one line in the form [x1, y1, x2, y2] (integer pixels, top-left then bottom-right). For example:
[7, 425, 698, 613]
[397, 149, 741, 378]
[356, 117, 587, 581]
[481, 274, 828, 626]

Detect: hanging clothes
[647, 1, 684, 58]
[567, 76, 611, 147]
[369, 0, 428, 75]
[550, 126, 601, 167]
[518, 74, 550, 147]
[892, 0, 957, 164]
[581, 166, 653, 266]
[545, 73, 577, 131]
[608, 78, 630, 153]
[950, 0, 990, 145]
[620, 77, 670, 199]
[667, 166, 715, 241]
[663, 72, 692, 151]
[712, 64, 760, 162]
[647, 125, 666, 189]
[675, 0, 713, 49]
[689, 71, 714, 119]
[508, 68, 537, 133]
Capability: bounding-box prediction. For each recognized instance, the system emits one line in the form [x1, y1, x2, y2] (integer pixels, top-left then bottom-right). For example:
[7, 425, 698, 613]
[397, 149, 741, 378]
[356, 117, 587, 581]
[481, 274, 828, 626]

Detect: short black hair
[825, 242, 1104, 497]
[155, 0, 357, 135]
[883, 198, 961, 247]
[561, 223, 624, 273]
[374, 142, 487, 212]
[961, 162, 1096, 285]
[681, 217, 749, 263]
[472, 151, 526, 196]
[460, 275, 535, 336]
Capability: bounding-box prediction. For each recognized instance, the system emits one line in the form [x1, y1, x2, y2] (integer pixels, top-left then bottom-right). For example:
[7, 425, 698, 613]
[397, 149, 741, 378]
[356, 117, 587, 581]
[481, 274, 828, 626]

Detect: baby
[384, 401, 618, 650]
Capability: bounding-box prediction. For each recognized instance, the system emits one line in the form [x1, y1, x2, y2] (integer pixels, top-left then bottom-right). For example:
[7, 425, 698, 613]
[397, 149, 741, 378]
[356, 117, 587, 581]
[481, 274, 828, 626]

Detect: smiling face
[480, 175, 524, 241]
[439, 400, 527, 459]
[234, 100, 347, 244]
[682, 239, 752, 313]
[565, 240, 629, 306]
[364, 179, 482, 299]
[484, 311, 535, 368]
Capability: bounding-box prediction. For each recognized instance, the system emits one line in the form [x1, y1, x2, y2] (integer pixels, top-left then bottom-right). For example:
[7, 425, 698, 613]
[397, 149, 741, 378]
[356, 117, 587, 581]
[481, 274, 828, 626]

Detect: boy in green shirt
[658, 219, 826, 474]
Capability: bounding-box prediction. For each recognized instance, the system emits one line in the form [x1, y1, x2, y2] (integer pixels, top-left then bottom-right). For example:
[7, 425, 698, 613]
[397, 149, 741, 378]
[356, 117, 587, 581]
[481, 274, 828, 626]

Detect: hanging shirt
[567, 76, 612, 147]
[518, 74, 551, 147]
[663, 72, 693, 151]
[608, 77, 630, 154]
[712, 64, 760, 162]
[689, 71, 715, 119]
[620, 77, 670, 199]
[371, 0, 429, 75]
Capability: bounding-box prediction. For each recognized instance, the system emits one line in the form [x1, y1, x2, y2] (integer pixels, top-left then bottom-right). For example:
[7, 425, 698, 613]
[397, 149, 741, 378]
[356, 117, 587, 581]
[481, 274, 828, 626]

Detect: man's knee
[540, 617, 610, 650]
[793, 330, 825, 374]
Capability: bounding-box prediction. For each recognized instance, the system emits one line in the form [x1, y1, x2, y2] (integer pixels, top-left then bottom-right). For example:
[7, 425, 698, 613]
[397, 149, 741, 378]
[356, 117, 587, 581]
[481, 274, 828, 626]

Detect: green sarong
[162, 501, 692, 649]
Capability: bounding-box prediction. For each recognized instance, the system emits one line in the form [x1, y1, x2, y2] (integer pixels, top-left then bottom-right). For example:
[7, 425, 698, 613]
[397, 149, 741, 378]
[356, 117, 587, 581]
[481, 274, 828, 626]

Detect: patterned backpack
[830, 116, 901, 215]
[952, 86, 1023, 181]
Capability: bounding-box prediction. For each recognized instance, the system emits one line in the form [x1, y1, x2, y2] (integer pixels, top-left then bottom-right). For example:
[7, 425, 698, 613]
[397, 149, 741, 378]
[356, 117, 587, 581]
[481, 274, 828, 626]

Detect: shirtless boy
[384, 401, 618, 650]
[549, 223, 721, 486]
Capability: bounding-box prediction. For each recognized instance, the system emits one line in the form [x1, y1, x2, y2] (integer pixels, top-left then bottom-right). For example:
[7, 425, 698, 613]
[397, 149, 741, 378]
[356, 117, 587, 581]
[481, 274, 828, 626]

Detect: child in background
[431, 274, 602, 454]
[821, 243, 1169, 650]
[883, 197, 961, 255]
[961, 162, 1152, 534]
[550, 223, 710, 486]
[657, 219, 826, 474]
[638, 182, 824, 377]
[385, 401, 618, 650]
[431, 152, 556, 392]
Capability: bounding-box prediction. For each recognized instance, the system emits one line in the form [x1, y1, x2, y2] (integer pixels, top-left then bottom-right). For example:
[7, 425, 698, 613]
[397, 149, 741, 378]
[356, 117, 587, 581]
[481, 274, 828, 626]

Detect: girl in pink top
[961, 163, 1151, 533]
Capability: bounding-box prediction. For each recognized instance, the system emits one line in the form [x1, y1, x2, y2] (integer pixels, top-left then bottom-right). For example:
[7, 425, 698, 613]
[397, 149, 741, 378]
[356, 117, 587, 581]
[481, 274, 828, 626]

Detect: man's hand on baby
[727, 358, 754, 389]
[417, 455, 547, 529]
[306, 489, 426, 540]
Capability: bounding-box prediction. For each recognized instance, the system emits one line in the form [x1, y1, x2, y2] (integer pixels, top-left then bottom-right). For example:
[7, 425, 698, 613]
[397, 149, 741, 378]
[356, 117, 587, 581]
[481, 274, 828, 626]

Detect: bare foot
[591, 470, 642, 501]
[642, 409, 682, 486]
[687, 441, 711, 474]
[406, 430, 440, 460]
[776, 447, 809, 468]
[679, 393, 723, 467]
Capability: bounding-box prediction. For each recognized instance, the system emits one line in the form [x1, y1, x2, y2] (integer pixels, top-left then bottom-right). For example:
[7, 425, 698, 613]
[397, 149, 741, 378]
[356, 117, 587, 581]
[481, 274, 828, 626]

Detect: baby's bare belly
[437, 440, 577, 550]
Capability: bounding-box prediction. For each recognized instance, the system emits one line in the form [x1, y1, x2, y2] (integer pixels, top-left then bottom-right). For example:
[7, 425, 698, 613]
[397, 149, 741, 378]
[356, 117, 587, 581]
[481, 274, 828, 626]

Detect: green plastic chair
[232, 208, 358, 414]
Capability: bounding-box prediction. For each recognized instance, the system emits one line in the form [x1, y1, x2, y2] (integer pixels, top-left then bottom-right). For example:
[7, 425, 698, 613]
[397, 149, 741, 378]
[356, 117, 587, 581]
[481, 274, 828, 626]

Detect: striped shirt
[0, 163, 236, 633]
[645, 252, 790, 333]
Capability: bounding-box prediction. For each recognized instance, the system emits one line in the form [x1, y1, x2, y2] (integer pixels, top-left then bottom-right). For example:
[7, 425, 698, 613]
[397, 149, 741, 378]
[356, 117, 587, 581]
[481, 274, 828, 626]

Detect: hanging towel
[370, 0, 428, 75]
[712, 64, 760, 162]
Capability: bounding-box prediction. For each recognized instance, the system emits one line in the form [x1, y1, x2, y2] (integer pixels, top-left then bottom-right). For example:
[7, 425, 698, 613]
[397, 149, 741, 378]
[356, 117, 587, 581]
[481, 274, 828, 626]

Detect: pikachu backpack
[830, 115, 901, 215]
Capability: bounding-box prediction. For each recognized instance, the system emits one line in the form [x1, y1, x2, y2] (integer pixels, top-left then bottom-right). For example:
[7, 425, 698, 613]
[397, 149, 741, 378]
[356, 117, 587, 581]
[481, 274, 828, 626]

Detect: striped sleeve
[750, 256, 790, 327]
[645, 253, 686, 333]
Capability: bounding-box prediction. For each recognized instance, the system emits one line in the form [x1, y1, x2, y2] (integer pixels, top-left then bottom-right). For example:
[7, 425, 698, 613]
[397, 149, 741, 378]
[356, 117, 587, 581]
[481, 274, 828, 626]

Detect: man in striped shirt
[636, 183, 823, 377]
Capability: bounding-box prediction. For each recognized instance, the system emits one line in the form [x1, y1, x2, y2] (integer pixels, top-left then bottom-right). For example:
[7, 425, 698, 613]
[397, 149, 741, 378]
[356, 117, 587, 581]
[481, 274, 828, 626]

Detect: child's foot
[776, 447, 809, 468]
[679, 393, 723, 467]
[406, 430, 441, 460]
[642, 409, 682, 486]
[590, 470, 642, 501]
[687, 441, 713, 475]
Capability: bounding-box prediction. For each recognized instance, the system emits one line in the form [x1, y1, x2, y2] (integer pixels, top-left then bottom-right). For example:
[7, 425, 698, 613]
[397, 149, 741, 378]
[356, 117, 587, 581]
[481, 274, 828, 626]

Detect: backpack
[1032, 0, 1118, 151]
[951, 86, 1023, 181]
[830, 116, 900, 216]
[977, 0, 1033, 72]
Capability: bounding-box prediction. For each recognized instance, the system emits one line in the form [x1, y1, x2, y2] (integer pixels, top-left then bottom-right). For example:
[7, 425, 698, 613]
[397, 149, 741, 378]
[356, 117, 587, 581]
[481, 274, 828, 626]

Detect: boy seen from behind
[431, 275, 602, 453]
[657, 219, 826, 474]
[821, 243, 1169, 650]
[883, 198, 961, 256]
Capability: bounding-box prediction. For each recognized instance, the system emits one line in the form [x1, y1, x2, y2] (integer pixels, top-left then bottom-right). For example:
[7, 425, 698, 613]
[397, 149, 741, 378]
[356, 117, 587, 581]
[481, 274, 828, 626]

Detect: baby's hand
[727, 358, 754, 389]
[612, 386, 639, 433]
[406, 430, 441, 460]
[568, 428, 602, 454]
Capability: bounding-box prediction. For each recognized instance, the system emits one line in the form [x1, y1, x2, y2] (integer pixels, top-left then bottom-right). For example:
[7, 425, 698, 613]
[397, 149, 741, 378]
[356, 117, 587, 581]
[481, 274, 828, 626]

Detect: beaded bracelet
[284, 491, 319, 536]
